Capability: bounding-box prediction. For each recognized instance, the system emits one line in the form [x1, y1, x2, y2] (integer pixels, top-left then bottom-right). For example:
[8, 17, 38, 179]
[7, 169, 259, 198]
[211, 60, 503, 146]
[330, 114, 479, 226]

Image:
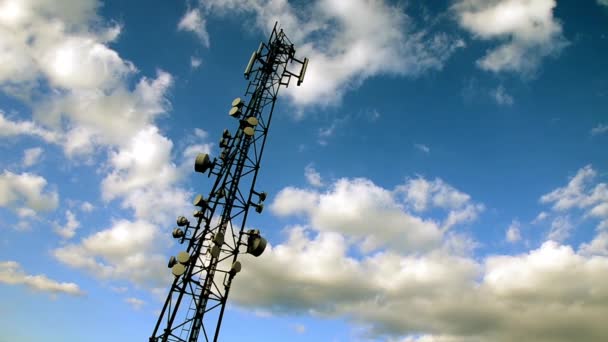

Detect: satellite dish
[172, 228, 185, 239]
[247, 236, 267, 257]
[243, 127, 255, 136]
[246, 117, 258, 126]
[259, 192, 267, 201]
[213, 232, 225, 245]
[176, 216, 189, 227]
[232, 97, 244, 107]
[210, 245, 221, 258]
[255, 203, 264, 213]
[172, 263, 186, 277]
[193, 194, 208, 208]
[167, 256, 177, 268]
[177, 251, 191, 264]
[229, 106, 242, 118]
[216, 188, 226, 199]
[193, 210, 204, 218]
[194, 153, 213, 173]
[230, 261, 242, 275]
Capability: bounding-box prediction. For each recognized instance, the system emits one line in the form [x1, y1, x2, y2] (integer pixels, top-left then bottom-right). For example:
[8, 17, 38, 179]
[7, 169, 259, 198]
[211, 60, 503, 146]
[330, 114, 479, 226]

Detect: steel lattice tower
[150, 23, 308, 342]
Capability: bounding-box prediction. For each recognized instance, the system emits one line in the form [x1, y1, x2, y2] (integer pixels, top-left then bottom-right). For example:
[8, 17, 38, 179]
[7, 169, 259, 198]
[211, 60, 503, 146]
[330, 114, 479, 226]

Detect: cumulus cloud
[22, 147, 43, 167]
[292, 323, 306, 334]
[125, 297, 145, 310]
[177, 8, 210, 47]
[0, 0, 194, 305]
[101, 126, 191, 223]
[80, 201, 94, 212]
[304, 164, 323, 187]
[490, 85, 514, 105]
[547, 215, 573, 242]
[190, 56, 202, 69]
[591, 123, 608, 136]
[540, 165, 608, 230]
[414, 144, 430, 154]
[0, 0, 174, 156]
[230, 229, 608, 341]
[53, 210, 80, 239]
[532, 211, 548, 224]
[395, 177, 484, 230]
[0, 170, 59, 213]
[53, 219, 171, 289]
[38, 70, 173, 156]
[230, 169, 608, 340]
[580, 231, 608, 256]
[0, 112, 60, 143]
[454, 0, 568, 74]
[0, 260, 84, 296]
[505, 220, 521, 242]
[197, 0, 464, 108]
[272, 177, 482, 253]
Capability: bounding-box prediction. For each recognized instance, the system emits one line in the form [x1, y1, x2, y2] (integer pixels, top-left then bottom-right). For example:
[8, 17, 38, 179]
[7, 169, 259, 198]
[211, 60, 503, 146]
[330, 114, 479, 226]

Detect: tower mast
[150, 23, 308, 342]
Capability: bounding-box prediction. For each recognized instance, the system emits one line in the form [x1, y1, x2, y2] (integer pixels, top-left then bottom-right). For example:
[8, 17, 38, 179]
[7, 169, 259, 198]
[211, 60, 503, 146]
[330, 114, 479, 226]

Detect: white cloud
[190, 56, 202, 69]
[317, 119, 340, 145]
[271, 187, 319, 217]
[53, 219, 171, 289]
[0, 260, 84, 296]
[304, 164, 323, 187]
[272, 177, 481, 253]
[414, 144, 430, 154]
[591, 123, 608, 136]
[178, 8, 209, 47]
[598, 0, 608, 7]
[16, 207, 36, 218]
[547, 216, 573, 242]
[54, 210, 80, 239]
[0, 112, 60, 143]
[111, 286, 128, 293]
[0, 0, 193, 304]
[580, 231, 608, 256]
[292, 323, 306, 334]
[0, 170, 59, 213]
[101, 126, 191, 223]
[532, 211, 548, 224]
[0, 0, 174, 156]
[125, 297, 145, 310]
[80, 201, 94, 212]
[454, 0, 567, 74]
[193, 128, 207, 139]
[490, 85, 514, 105]
[102, 126, 178, 198]
[397, 177, 472, 212]
[22, 147, 43, 167]
[244, 175, 608, 340]
[505, 220, 521, 242]
[540, 165, 608, 230]
[442, 203, 485, 230]
[200, 0, 464, 108]
[230, 228, 608, 341]
[39, 69, 173, 156]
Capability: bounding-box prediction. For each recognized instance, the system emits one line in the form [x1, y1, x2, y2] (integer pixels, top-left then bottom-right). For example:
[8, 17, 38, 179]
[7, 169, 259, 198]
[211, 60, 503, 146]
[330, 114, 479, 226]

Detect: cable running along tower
[150, 23, 308, 342]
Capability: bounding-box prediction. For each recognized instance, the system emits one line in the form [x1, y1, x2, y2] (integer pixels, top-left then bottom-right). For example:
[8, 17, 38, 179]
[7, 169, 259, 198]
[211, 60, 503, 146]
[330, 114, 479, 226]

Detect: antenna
[298, 58, 308, 86]
[150, 22, 307, 342]
[243, 51, 257, 79]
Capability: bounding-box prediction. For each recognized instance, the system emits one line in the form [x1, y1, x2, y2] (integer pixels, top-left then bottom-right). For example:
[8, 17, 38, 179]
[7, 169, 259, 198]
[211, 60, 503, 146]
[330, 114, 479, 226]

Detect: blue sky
[1, 0, 608, 341]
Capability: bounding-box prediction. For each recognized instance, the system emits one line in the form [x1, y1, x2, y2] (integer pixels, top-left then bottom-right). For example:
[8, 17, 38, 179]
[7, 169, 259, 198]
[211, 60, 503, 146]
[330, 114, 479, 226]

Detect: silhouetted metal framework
[150, 23, 307, 342]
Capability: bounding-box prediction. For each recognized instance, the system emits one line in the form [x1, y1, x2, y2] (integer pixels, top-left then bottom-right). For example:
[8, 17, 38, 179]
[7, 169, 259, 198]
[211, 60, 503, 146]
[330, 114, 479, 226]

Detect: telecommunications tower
[150, 23, 308, 342]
